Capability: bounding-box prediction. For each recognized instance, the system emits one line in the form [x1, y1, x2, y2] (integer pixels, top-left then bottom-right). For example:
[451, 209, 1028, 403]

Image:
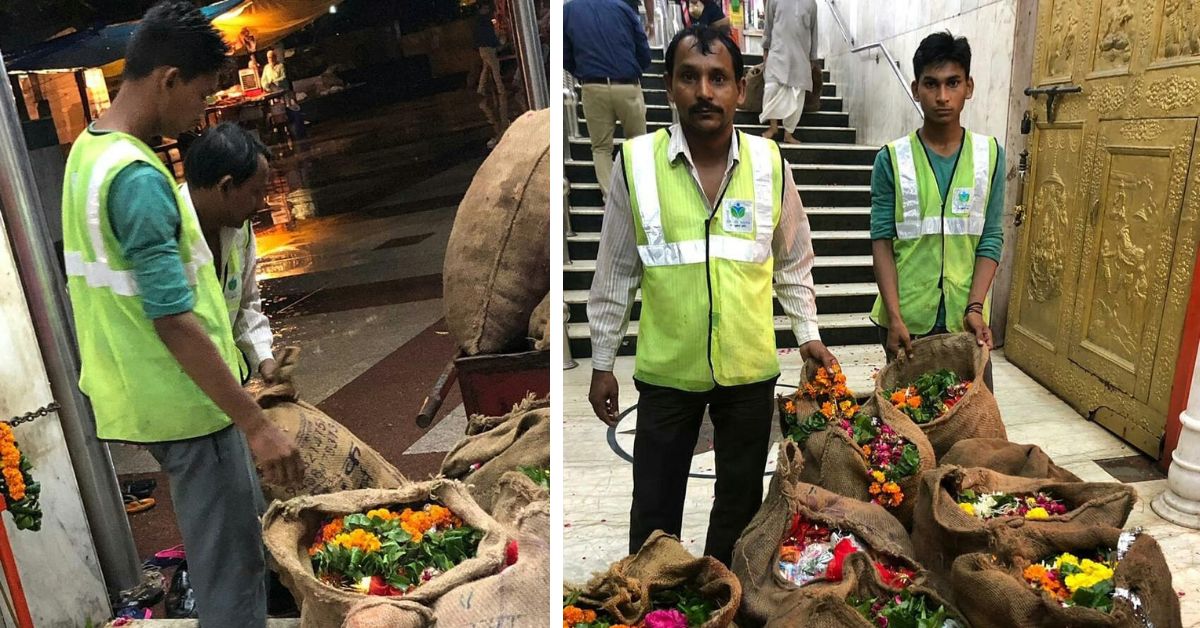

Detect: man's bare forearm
[153, 312, 267, 434]
[968, 257, 999, 308]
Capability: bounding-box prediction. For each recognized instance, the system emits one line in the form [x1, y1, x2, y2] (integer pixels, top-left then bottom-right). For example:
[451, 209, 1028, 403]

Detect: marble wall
[816, 0, 1020, 147]
[0, 217, 109, 624]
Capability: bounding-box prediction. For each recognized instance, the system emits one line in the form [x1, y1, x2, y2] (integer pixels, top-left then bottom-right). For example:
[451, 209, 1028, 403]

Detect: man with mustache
[870, 32, 1003, 388]
[588, 25, 837, 566]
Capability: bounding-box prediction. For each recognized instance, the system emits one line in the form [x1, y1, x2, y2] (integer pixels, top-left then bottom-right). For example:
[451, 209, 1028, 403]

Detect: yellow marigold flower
[884, 482, 900, 494]
[333, 529, 382, 553]
[366, 508, 397, 521]
[871, 470, 886, 483]
[1025, 507, 1050, 520]
[1064, 561, 1114, 593]
[959, 502, 976, 516]
[1053, 553, 1080, 570]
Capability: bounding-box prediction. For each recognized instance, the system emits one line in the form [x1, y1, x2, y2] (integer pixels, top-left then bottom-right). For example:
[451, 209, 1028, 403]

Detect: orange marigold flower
[884, 482, 901, 494]
[861, 445, 871, 458]
[890, 390, 906, 405]
[332, 529, 382, 553]
[868, 483, 882, 496]
[563, 606, 587, 625]
[820, 402, 835, 418]
[784, 399, 796, 414]
[907, 396, 922, 408]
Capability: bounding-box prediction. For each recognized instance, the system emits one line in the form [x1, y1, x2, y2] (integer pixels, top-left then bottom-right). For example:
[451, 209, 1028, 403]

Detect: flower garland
[1023, 552, 1117, 611]
[956, 490, 1068, 520]
[0, 423, 40, 531]
[779, 366, 922, 509]
[777, 512, 915, 589]
[309, 502, 481, 595]
[885, 368, 972, 425]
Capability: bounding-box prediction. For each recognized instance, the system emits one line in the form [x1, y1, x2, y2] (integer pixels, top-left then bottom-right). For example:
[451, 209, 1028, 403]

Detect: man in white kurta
[760, 0, 818, 143]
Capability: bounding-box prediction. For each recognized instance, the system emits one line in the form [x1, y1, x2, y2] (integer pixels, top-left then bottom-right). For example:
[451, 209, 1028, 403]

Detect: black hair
[124, 1, 229, 81]
[664, 25, 745, 81]
[913, 31, 971, 79]
[184, 123, 270, 189]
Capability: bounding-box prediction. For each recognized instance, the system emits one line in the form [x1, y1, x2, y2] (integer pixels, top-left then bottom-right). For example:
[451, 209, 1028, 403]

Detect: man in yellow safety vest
[870, 31, 1003, 388]
[60, 3, 300, 625]
[588, 25, 836, 566]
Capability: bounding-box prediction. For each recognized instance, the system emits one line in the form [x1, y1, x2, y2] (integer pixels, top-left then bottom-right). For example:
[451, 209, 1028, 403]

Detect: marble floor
[562, 346, 1200, 625]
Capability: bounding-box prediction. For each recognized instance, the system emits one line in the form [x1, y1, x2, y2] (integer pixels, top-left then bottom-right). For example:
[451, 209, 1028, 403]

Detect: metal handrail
[822, 0, 923, 118]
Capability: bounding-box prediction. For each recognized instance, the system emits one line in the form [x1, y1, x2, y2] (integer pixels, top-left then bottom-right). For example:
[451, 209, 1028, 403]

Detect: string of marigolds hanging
[0, 403, 53, 532]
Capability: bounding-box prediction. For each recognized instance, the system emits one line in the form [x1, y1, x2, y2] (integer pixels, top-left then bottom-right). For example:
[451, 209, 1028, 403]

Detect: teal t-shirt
[92, 127, 194, 319]
[869, 135, 1005, 328]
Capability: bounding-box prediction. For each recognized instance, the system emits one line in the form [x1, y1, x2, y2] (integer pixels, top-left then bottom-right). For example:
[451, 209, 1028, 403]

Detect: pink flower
[644, 608, 689, 628]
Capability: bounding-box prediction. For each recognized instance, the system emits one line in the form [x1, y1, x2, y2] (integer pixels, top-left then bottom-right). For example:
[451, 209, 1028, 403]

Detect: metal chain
[5, 402, 59, 427]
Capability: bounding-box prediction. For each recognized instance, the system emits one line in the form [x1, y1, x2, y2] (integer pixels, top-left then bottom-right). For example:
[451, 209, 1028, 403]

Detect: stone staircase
[566, 49, 880, 358]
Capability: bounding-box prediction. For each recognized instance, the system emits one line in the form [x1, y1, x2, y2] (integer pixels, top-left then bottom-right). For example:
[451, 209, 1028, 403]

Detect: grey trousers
[148, 426, 268, 628]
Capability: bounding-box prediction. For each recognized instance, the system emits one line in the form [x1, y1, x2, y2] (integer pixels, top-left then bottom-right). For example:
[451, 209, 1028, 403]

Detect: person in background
[870, 31, 1002, 389]
[259, 48, 289, 93]
[588, 25, 837, 567]
[760, 0, 818, 143]
[475, 0, 509, 148]
[182, 123, 276, 383]
[687, 0, 731, 34]
[59, 3, 301, 625]
[564, 0, 652, 201]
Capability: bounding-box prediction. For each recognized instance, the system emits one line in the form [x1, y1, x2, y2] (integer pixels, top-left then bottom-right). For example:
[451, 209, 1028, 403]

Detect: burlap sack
[444, 109, 550, 355]
[951, 526, 1182, 628]
[741, 64, 765, 112]
[796, 398, 936, 529]
[941, 438, 1081, 483]
[263, 481, 511, 628]
[441, 402, 550, 512]
[574, 531, 742, 627]
[255, 347, 406, 502]
[911, 466, 1137, 595]
[466, 394, 550, 436]
[343, 501, 551, 628]
[528, 293, 550, 351]
[874, 333, 1006, 459]
[764, 553, 964, 628]
[732, 440, 922, 625]
[491, 470, 549, 529]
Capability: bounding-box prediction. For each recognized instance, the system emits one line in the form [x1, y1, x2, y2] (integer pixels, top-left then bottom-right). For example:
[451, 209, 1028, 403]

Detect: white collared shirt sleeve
[231, 226, 275, 373]
[587, 161, 642, 372]
[773, 159, 822, 346]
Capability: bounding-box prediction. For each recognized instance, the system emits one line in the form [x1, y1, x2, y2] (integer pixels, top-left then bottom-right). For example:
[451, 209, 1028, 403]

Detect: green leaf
[1071, 579, 1115, 612]
[787, 411, 829, 446]
[518, 466, 550, 487]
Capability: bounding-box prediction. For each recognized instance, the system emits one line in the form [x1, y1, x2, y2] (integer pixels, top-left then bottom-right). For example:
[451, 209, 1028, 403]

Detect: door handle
[1090, 197, 1101, 225]
[1014, 204, 1027, 227]
[1024, 84, 1083, 123]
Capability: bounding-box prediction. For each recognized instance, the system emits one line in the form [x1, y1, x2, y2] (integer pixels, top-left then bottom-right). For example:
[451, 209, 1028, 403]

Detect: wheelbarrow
[415, 349, 550, 427]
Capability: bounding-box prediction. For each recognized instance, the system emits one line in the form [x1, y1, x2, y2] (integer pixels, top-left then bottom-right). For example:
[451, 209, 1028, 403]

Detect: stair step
[567, 229, 870, 258]
[568, 181, 872, 208]
[568, 138, 879, 165]
[563, 255, 876, 289]
[565, 159, 871, 186]
[567, 205, 872, 232]
[567, 312, 878, 357]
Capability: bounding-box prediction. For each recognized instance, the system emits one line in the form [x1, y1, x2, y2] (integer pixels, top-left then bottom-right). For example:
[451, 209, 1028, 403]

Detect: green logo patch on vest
[951, 187, 973, 216]
[723, 199, 753, 233]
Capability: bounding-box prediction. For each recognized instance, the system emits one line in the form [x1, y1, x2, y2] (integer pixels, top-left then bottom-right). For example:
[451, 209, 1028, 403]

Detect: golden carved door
[1006, 0, 1200, 456]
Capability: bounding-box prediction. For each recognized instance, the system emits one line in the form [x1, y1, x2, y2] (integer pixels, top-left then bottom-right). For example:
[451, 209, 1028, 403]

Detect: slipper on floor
[143, 544, 186, 569]
[121, 478, 157, 500]
[123, 494, 156, 514]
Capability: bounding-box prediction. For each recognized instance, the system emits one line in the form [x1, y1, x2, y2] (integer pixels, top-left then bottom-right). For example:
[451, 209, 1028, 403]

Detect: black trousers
[877, 325, 994, 390]
[630, 376, 778, 566]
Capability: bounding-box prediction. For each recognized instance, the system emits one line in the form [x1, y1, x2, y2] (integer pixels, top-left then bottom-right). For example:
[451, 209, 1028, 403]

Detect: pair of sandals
[123, 478, 157, 514]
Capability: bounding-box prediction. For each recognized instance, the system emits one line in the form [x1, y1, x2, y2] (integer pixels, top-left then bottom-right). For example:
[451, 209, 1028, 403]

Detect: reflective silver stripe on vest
[62, 250, 140, 296]
[969, 132, 991, 235]
[176, 183, 216, 286]
[631, 133, 776, 267]
[892, 136, 922, 240]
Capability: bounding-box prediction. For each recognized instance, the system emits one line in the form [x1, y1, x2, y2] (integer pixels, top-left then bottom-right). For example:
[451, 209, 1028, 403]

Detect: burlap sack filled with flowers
[732, 439, 923, 624]
[255, 347, 407, 502]
[569, 531, 742, 628]
[764, 553, 965, 628]
[941, 438, 1081, 483]
[343, 501, 550, 628]
[440, 396, 550, 512]
[777, 365, 935, 529]
[910, 466, 1137, 594]
[951, 526, 1182, 628]
[262, 481, 511, 628]
[874, 333, 1006, 458]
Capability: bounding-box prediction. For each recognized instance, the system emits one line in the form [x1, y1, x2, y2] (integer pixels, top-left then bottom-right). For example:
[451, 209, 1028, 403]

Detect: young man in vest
[588, 25, 837, 566]
[870, 31, 1003, 387]
[60, 3, 300, 625]
[182, 123, 276, 382]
